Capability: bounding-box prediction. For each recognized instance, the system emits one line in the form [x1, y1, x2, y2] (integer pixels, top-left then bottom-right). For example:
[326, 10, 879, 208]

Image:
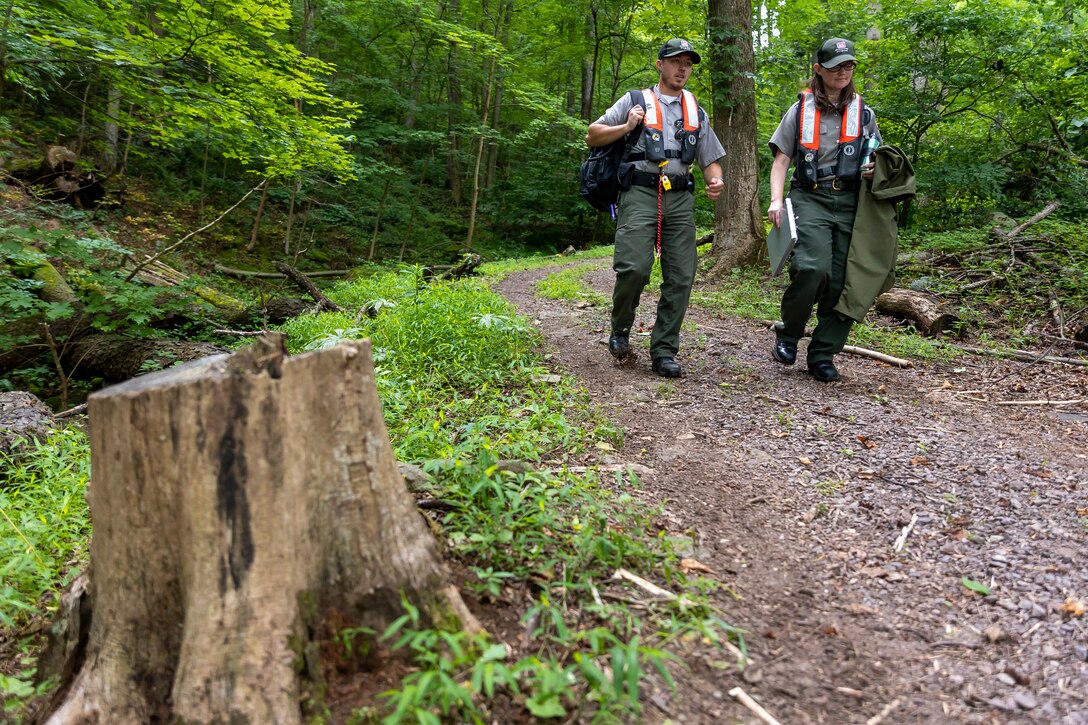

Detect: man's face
[657, 55, 694, 91]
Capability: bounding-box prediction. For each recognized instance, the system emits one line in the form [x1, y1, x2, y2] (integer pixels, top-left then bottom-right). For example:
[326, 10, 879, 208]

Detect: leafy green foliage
[0, 428, 91, 629]
[281, 270, 743, 721]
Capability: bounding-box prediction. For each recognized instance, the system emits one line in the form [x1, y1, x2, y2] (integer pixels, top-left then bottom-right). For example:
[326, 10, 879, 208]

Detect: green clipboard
[766, 197, 798, 277]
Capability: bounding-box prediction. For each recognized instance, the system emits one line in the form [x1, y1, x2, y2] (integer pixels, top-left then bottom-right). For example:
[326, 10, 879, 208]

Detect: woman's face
[814, 62, 856, 93]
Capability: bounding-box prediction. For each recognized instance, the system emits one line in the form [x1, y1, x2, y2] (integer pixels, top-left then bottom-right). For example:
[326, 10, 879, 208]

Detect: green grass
[1, 428, 91, 715]
[535, 263, 608, 306]
[481, 245, 613, 280]
[0, 429, 91, 629]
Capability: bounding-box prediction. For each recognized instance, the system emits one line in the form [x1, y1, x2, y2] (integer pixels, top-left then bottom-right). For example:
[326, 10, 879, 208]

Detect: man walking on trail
[586, 38, 726, 378]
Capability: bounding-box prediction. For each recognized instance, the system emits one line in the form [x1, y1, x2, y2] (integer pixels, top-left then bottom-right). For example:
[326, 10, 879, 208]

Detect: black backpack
[578, 90, 644, 213]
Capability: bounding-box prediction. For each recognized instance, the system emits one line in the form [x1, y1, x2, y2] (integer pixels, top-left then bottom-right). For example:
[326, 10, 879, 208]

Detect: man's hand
[706, 176, 724, 200]
[626, 104, 645, 132]
[767, 200, 783, 228]
[861, 161, 875, 180]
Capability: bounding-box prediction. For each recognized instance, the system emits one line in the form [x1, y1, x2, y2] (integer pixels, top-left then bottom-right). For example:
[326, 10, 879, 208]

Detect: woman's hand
[768, 200, 783, 228]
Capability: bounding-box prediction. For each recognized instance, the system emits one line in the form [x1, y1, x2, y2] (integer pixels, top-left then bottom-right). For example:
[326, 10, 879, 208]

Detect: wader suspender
[640, 88, 700, 254]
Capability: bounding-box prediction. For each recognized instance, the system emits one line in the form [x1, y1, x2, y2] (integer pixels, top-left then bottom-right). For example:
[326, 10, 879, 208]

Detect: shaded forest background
[2, 0, 1087, 265]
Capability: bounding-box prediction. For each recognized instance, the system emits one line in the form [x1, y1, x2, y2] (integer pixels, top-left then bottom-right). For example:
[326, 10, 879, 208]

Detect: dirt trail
[495, 260, 1088, 725]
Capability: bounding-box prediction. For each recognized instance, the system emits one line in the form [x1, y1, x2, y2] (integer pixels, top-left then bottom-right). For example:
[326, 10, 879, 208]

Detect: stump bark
[41, 334, 458, 723]
[874, 288, 960, 336]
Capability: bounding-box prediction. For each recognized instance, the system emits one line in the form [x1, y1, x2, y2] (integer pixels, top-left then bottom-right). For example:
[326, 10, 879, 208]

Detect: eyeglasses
[826, 62, 857, 72]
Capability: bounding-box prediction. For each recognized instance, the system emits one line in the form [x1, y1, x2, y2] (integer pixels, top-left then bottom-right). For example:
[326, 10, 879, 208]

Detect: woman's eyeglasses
[828, 62, 857, 72]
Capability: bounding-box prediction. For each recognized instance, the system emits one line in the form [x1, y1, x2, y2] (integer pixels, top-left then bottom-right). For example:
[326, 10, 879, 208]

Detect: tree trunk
[580, 8, 597, 121]
[40, 335, 462, 723]
[445, 0, 464, 206]
[705, 0, 764, 275]
[0, 391, 56, 463]
[246, 179, 270, 252]
[874, 288, 960, 336]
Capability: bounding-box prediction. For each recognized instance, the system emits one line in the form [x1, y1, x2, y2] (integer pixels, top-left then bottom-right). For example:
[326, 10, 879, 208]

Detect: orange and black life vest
[636, 88, 701, 165]
[793, 90, 868, 187]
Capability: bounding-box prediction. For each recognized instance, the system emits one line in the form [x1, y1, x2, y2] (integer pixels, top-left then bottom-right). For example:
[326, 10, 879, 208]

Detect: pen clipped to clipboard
[766, 197, 798, 277]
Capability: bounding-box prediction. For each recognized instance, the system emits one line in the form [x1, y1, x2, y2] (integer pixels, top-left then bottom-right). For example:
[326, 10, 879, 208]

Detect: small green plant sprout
[303, 326, 365, 351]
[960, 577, 991, 596]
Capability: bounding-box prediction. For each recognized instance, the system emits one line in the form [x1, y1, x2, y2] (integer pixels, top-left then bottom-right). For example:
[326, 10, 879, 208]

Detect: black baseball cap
[658, 38, 701, 64]
[816, 38, 857, 68]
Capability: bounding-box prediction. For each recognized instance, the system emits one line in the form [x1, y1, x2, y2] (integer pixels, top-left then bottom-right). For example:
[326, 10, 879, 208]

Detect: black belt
[793, 178, 858, 191]
[629, 170, 693, 192]
[626, 150, 683, 162]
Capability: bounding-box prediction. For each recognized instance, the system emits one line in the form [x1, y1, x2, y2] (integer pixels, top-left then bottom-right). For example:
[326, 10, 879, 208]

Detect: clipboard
[766, 197, 798, 277]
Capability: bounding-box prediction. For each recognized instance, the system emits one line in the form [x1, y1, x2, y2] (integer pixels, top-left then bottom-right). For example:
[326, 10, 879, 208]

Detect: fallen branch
[273, 262, 343, 312]
[994, 399, 1085, 407]
[125, 179, 267, 282]
[728, 687, 782, 725]
[611, 569, 694, 608]
[943, 343, 1088, 368]
[213, 264, 351, 279]
[997, 201, 1060, 240]
[893, 513, 918, 553]
[55, 403, 88, 419]
[866, 698, 902, 725]
[212, 329, 272, 337]
[841, 345, 912, 368]
[761, 321, 912, 367]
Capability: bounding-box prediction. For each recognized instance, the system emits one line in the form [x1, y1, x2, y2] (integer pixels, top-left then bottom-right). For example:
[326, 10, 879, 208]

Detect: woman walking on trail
[766, 38, 880, 382]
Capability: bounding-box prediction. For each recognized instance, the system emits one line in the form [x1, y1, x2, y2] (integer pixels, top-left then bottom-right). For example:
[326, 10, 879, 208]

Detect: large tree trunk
[41, 335, 463, 723]
[705, 0, 764, 274]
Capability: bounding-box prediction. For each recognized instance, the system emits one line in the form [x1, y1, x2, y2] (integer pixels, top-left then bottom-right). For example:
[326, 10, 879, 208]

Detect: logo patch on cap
[680, 40, 690, 50]
[837, 41, 848, 51]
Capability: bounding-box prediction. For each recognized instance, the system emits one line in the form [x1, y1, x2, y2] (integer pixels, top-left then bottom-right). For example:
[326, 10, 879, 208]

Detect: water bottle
[859, 137, 880, 168]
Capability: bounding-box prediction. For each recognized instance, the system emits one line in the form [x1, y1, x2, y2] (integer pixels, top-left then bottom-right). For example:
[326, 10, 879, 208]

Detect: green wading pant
[779, 187, 858, 364]
[610, 184, 697, 360]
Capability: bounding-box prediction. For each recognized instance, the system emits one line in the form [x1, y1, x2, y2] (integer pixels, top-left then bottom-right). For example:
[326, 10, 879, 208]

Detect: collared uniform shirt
[768, 99, 880, 173]
[595, 85, 726, 177]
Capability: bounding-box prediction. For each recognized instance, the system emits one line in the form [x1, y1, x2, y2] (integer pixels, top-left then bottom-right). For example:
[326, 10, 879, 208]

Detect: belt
[793, 178, 858, 192]
[630, 170, 693, 192]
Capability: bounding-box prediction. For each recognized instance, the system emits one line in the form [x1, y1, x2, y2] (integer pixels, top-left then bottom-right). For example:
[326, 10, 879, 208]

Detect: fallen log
[874, 288, 959, 337]
[214, 263, 352, 279]
[61, 335, 228, 383]
[273, 262, 343, 312]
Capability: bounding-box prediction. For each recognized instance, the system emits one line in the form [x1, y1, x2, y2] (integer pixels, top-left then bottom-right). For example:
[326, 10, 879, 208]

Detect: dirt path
[495, 260, 1088, 725]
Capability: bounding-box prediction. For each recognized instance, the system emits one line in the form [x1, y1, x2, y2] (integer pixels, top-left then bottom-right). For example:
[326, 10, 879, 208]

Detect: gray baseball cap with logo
[658, 38, 701, 64]
[816, 38, 857, 68]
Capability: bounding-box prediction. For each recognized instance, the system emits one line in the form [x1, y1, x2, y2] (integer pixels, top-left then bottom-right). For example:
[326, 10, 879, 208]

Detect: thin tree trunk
[284, 176, 301, 256]
[369, 177, 392, 261]
[466, 54, 499, 250]
[580, 8, 598, 121]
[246, 179, 270, 252]
[101, 85, 121, 174]
[705, 0, 764, 275]
[445, 0, 464, 205]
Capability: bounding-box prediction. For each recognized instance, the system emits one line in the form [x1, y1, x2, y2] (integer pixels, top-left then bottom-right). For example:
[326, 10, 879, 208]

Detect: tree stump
[874, 288, 960, 337]
[0, 391, 55, 463]
[41, 334, 461, 723]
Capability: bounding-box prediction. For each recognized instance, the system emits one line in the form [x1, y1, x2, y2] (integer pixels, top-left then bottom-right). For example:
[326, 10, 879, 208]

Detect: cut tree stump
[39, 334, 466, 723]
[874, 288, 960, 337]
[0, 391, 55, 464]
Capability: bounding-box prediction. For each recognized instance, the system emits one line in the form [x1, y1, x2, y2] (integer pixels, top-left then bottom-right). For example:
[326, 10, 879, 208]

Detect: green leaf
[960, 577, 990, 596]
[525, 692, 566, 718]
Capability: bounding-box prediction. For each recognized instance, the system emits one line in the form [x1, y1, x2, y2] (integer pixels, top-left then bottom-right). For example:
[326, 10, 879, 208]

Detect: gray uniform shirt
[769, 99, 880, 175]
[595, 86, 726, 177]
